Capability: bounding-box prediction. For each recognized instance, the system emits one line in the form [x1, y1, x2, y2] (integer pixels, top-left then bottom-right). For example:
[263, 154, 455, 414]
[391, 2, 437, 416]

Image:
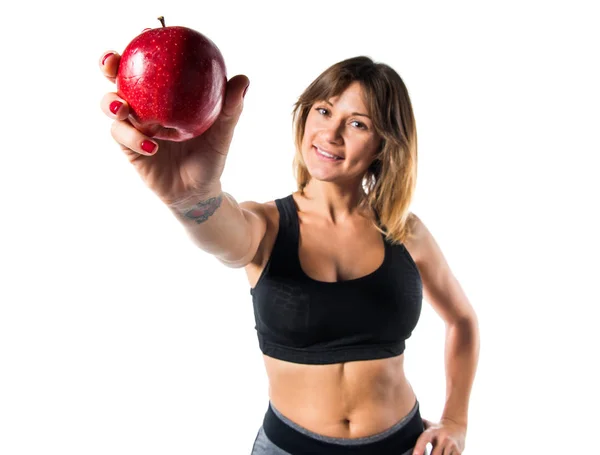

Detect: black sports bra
[250, 195, 423, 364]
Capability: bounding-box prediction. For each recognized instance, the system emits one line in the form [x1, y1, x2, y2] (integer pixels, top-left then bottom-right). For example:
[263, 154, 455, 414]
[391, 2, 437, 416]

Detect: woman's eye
[351, 120, 367, 130]
[316, 107, 329, 115]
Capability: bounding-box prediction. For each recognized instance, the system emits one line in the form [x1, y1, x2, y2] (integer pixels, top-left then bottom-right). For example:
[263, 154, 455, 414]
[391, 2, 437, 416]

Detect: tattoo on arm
[180, 194, 223, 224]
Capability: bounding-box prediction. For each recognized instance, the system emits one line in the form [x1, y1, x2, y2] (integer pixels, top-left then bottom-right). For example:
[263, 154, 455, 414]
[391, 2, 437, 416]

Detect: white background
[1, 0, 598, 453]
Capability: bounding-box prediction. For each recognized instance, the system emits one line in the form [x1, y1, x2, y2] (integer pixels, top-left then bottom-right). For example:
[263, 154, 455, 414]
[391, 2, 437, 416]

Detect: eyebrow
[323, 100, 371, 119]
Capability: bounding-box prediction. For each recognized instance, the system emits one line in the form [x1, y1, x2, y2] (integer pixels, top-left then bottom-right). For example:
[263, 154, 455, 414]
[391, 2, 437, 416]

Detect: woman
[99, 51, 479, 455]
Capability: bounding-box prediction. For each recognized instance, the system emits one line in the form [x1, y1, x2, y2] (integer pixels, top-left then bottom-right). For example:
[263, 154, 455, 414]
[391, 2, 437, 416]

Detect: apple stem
[158, 16, 166, 27]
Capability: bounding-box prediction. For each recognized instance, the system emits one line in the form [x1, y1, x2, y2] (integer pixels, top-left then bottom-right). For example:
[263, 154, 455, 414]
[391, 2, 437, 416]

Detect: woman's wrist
[166, 182, 223, 215]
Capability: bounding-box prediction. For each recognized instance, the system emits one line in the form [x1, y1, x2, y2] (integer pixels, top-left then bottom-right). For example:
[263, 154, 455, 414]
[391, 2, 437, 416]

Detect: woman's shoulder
[239, 194, 289, 225]
[238, 194, 294, 246]
[238, 196, 287, 274]
[400, 212, 430, 267]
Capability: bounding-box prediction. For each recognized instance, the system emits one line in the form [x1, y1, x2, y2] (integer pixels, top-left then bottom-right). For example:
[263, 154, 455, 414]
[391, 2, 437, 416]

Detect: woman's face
[301, 81, 381, 186]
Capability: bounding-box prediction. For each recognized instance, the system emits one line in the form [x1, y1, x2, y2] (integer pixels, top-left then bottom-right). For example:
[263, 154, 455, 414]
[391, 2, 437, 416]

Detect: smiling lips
[314, 145, 344, 160]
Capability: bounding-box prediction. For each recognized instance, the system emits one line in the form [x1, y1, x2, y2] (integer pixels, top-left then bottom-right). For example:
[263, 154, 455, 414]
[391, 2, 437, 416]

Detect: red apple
[116, 17, 227, 142]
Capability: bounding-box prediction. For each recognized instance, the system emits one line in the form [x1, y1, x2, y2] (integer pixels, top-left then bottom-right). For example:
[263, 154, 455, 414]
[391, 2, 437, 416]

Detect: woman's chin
[306, 169, 338, 182]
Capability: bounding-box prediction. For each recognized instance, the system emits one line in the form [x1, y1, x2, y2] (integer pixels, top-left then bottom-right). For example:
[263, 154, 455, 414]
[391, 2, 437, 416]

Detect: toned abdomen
[263, 353, 417, 439]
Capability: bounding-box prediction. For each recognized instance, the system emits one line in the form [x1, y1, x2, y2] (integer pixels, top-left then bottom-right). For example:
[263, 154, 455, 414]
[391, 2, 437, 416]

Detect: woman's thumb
[203, 74, 249, 142]
[220, 74, 250, 120]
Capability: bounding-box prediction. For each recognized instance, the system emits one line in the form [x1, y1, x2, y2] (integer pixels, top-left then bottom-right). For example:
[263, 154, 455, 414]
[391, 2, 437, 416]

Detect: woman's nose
[322, 120, 344, 143]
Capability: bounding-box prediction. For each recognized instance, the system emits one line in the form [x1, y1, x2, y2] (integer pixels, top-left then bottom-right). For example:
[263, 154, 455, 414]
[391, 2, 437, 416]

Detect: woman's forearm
[440, 317, 480, 427]
[167, 184, 255, 264]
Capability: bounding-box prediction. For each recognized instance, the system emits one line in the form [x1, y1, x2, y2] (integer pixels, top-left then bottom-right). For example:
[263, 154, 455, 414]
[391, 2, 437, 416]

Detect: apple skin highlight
[116, 21, 227, 142]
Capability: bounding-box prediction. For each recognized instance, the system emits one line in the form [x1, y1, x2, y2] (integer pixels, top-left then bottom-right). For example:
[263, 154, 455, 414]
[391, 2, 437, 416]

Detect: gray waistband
[269, 399, 420, 446]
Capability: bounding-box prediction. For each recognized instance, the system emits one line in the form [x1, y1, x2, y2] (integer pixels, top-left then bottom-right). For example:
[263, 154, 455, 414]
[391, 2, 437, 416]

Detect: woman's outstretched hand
[98, 50, 249, 206]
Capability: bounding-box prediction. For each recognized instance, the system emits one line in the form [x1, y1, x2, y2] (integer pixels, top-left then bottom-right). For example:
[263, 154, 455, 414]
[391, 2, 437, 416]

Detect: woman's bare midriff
[263, 353, 417, 439]
[245, 196, 420, 439]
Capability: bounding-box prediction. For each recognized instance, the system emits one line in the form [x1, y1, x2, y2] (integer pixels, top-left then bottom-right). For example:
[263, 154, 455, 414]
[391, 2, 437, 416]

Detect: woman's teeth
[316, 147, 340, 160]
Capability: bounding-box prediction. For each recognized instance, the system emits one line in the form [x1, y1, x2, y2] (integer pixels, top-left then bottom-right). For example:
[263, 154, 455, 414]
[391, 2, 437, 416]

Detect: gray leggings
[250, 401, 427, 455]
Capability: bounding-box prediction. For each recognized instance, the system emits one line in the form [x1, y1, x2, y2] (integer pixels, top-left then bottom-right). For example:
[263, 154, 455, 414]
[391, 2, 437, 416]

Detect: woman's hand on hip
[412, 417, 466, 455]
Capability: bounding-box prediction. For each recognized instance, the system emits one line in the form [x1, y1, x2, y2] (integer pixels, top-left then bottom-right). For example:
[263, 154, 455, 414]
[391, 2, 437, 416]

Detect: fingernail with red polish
[102, 52, 114, 65]
[141, 140, 157, 154]
[109, 101, 122, 115]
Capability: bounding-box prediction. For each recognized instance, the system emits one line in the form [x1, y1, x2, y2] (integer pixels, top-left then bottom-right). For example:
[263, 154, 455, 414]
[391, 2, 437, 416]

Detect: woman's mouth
[314, 146, 343, 161]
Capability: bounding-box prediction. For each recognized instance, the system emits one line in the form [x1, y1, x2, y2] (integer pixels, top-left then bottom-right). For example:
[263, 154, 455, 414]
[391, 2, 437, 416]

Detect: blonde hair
[292, 56, 419, 245]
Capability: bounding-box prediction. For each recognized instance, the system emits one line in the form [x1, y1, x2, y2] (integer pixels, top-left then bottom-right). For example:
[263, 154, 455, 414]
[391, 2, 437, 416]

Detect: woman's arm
[167, 183, 267, 268]
[408, 214, 481, 426]
[440, 316, 479, 426]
